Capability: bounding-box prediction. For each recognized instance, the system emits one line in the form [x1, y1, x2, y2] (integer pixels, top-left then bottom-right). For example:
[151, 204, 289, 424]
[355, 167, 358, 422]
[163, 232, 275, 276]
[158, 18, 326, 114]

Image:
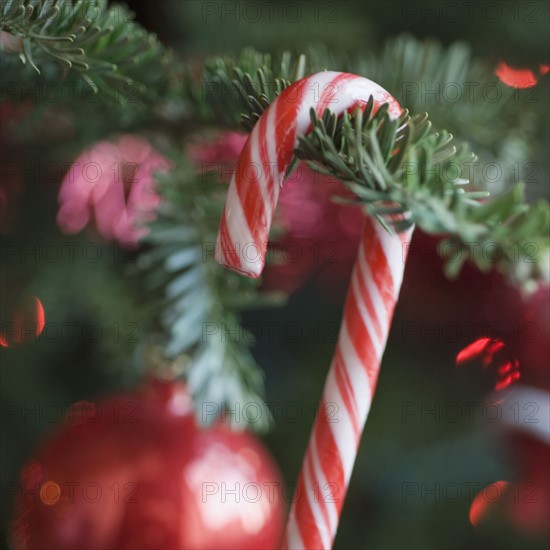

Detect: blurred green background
[1, 1, 549, 549]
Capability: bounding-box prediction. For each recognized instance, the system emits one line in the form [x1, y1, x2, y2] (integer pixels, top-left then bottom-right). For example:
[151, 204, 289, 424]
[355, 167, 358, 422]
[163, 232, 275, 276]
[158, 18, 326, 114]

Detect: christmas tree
[1, 1, 549, 549]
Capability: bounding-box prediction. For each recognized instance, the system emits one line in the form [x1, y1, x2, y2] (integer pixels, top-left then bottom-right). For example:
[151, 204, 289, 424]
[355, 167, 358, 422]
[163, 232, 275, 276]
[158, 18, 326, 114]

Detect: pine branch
[138, 155, 285, 432]
[349, 35, 547, 189]
[185, 48, 308, 129]
[295, 106, 549, 287]
[187, 37, 540, 140]
[0, 0, 171, 104]
[187, 45, 549, 287]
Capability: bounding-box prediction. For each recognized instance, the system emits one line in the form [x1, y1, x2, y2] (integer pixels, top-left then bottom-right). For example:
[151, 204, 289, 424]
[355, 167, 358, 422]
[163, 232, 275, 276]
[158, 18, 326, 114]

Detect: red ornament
[11, 380, 284, 550]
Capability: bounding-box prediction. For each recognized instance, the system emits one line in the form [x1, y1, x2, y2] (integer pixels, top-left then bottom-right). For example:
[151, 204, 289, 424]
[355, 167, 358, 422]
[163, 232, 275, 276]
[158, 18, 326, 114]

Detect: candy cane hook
[215, 71, 402, 278]
[215, 71, 413, 549]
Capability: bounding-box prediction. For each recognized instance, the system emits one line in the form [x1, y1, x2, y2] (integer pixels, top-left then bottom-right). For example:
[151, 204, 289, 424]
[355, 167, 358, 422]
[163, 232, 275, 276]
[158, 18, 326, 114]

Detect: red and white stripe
[215, 71, 412, 549]
[215, 71, 402, 277]
[283, 218, 413, 549]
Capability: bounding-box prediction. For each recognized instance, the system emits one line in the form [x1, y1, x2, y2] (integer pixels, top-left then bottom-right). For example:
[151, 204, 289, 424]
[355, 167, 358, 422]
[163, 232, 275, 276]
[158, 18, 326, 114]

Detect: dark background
[1, 1, 549, 549]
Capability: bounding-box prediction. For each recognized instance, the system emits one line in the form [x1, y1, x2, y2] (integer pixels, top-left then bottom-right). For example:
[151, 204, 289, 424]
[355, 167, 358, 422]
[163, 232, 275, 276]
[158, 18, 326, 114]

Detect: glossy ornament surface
[11, 380, 284, 550]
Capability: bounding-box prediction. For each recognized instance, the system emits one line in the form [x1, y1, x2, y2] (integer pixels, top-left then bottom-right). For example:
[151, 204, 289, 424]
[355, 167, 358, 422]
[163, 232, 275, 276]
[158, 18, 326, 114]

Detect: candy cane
[215, 71, 413, 549]
[215, 71, 402, 278]
[284, 217, 412, 550]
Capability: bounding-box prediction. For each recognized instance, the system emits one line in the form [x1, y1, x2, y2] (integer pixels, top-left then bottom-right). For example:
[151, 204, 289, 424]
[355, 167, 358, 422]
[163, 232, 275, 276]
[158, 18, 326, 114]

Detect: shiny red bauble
[11, 380, 284, 550]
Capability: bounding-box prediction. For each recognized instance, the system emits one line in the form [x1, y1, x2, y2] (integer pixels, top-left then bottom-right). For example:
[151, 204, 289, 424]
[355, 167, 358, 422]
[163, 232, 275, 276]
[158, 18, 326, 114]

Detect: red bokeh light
[469, 480, 510, 527]
[0, 296, 46, 348]
[456, 337, 520, 392]
[494, 61, 548, 88]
